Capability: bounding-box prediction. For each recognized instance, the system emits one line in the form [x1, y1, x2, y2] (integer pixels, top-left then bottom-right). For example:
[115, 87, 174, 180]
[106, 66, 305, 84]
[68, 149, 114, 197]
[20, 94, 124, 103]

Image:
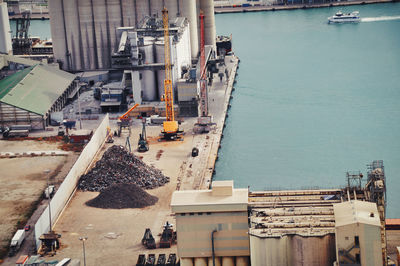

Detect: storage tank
[0, 2, 12, 55]
[121, 0, 136, 27]
[221, 257, 235, 266]
[200, 0, 216, 51]
[155, 39, 166, 100]
[250, 234, 336, 266]
[49, 0, 68, 68]
[135, 0, 150, 24]
[194, 257, 207, 266]
[63, 0, 83, 70]
[78, 0, 97, 70]
[181, 0, 198, 58]
[181, 258, 194, 266]
[235, 256, 250, 266]
[92, 0, 108, 69]
[139, 37, 157, 101]
[207, 257, 221, 266]
[107, 0, 123, 56]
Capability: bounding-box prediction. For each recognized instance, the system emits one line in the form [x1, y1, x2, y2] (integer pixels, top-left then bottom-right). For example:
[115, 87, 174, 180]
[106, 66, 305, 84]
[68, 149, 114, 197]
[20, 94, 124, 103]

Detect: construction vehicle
[159, 221, 176, 248]
[138, 119, 149, 152]
[117, 103, 139, 136]
[156, 254, 166, 266]
[106, 127, 114, 143]
[146, 254, 156, 266]
[160, 8, 183, 141]
[194, 11, 215, 134]
[142, 228, 156, 249]
[137, 254, 146, 266]
[166, 254, 177, 266]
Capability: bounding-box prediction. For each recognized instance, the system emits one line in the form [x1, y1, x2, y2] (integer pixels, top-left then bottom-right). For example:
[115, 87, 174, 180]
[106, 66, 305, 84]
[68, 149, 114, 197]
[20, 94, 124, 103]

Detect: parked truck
[9, 229, 25, 256]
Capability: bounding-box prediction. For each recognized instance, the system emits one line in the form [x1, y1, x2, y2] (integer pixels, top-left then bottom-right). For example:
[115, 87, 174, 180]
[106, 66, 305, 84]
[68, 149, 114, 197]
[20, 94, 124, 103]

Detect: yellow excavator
[160, 7, 183, 141]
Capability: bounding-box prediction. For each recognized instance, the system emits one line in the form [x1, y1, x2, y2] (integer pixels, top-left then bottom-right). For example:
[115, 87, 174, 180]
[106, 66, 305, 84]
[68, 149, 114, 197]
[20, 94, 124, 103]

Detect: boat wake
[361, 15, 400, 22]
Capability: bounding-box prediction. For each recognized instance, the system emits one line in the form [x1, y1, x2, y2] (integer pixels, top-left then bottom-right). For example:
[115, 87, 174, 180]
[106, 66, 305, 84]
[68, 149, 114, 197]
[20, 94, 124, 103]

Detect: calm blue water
[214, 3, 400, 218]
[9, 19, 52, 40]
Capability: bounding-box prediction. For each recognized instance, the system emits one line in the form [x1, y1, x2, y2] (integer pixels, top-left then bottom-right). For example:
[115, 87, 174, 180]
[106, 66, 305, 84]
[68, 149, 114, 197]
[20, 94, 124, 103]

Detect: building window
[206, 212, 211, 215]
[198, 213, 203, 215]
[355, 236, 359, 247]
[181, 213, 185, 216]
[189, 213, 194, 216]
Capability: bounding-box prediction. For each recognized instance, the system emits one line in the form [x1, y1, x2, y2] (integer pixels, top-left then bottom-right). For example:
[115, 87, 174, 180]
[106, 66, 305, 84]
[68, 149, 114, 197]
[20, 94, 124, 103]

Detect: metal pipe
[211, 229, 217, 266]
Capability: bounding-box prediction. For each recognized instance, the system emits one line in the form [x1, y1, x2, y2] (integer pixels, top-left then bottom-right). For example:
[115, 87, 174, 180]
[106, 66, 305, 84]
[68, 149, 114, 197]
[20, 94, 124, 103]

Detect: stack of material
[86, 183, 158, 209]
[78, 145, 169, 191]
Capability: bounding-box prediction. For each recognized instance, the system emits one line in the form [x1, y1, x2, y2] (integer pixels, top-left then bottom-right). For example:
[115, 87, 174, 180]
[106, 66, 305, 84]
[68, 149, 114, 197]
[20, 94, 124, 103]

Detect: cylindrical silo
[78, 0, 97, 69]
[107, 0, 123, 63]
[181, 0, 198, 58]
[49, 0, 68, 69]
[0, 2, 12, 55]
[155, 39, 165, 101]
[135, 0, 150, 24]
[208, 257, 222, 266]
[200, 0, 216, 52]
[63, 0, 83, 70]
[121, 0, 136, 27]
[221, 257, 235, 266]
[235, 256, 250, 266]
[181, 258, 194, 266]
[194, 257, 207, 266]
[165, 0, 179, 18]
[92, 0, 107, 69]
[149, 0, 163, 18]
[139, 37, 157, 101]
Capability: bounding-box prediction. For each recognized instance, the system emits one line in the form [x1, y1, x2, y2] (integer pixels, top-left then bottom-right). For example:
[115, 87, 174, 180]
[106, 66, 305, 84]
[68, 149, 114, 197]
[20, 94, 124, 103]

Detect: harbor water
[214, 3, 400, 218]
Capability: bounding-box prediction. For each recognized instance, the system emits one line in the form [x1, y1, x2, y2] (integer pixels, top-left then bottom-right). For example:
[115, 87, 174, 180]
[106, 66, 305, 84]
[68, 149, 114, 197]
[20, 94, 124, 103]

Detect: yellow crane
[161, 7, 183, 140]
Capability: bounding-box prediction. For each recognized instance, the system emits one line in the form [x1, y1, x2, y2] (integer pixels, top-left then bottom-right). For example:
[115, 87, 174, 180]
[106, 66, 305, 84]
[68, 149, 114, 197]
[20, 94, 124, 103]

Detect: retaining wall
[34, 114, 110, 248]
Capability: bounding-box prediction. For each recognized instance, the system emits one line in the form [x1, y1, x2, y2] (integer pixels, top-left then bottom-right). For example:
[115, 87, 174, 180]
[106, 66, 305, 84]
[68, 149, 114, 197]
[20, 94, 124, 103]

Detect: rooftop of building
[249, 189, 344, 238]
[333, 200, 381, 227]
[0, 64, 76, 116]
[171, 180, 248, 213]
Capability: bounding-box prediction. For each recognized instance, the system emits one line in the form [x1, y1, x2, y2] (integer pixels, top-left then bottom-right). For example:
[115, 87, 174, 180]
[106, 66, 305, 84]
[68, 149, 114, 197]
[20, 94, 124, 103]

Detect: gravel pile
[86, 183, 158, 209]
[78, 145, 169, 191]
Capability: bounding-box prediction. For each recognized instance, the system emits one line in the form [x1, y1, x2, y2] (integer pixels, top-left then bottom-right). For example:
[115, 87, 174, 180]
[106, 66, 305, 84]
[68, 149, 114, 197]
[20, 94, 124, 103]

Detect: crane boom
[162, 7, 174, 123]
[161, 7, 182, 139]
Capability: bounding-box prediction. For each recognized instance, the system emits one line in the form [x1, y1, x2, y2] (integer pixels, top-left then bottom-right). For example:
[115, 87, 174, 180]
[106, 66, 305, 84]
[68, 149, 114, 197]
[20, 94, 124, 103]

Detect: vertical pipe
[89, 0, 99, 69]
[212, 230, 217, 266]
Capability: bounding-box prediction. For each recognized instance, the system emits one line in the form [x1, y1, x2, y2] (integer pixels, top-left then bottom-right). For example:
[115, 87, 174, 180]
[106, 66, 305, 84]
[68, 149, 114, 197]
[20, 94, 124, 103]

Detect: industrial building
[333, 200, 383, 266]
[112, 16, 192, 103]
[48, 0, 216, 72]
[171, 181, 250, 266]
[0, 64, 76, 129]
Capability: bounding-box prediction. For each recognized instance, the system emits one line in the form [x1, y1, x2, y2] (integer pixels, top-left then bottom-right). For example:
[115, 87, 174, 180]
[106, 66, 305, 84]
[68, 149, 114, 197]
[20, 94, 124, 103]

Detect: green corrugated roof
[0, 66, 35, 99]
[0, 64, 76, 116]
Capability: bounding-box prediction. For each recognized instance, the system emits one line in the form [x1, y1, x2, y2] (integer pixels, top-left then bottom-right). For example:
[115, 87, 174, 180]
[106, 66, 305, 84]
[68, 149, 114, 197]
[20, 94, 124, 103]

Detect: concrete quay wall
[215, 0, 395, 14]
[200, 56, 240, 189]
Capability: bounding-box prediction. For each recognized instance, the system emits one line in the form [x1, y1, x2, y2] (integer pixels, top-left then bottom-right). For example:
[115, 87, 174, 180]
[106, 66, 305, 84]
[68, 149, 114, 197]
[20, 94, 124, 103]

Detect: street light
[79, 236, 88, 266]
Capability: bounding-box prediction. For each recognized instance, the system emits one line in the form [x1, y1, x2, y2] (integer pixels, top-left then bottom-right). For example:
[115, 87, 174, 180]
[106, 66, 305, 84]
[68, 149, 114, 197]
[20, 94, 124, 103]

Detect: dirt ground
[0, 140, 77, 260]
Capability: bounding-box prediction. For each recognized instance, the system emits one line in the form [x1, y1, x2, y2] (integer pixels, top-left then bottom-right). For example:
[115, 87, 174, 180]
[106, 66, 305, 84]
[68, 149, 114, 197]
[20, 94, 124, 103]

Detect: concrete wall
[335, 223, 383, 266]
[34, 114, 110, 248]
[250, 234, 336, 266]
[176, 211, 250, 258]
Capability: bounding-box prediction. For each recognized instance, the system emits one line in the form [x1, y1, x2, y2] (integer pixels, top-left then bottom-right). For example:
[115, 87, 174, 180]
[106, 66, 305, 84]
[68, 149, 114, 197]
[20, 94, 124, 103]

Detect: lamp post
[44, 169, 52, 233]
[79, 236, 88, 266]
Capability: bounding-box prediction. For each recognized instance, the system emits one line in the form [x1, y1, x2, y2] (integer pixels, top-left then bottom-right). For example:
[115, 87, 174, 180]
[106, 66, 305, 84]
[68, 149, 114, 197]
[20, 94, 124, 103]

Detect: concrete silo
[155, 38, 166, 101]
[139, 37, 157, 101]
[200, 0, 216, 51]
[180, 0, 198, 58]
[0, 2, 12, 55]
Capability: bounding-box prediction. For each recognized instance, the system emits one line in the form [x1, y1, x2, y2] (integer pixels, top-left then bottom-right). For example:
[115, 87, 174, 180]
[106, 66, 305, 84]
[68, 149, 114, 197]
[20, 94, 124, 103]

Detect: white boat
[328, 11, 361, 23]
